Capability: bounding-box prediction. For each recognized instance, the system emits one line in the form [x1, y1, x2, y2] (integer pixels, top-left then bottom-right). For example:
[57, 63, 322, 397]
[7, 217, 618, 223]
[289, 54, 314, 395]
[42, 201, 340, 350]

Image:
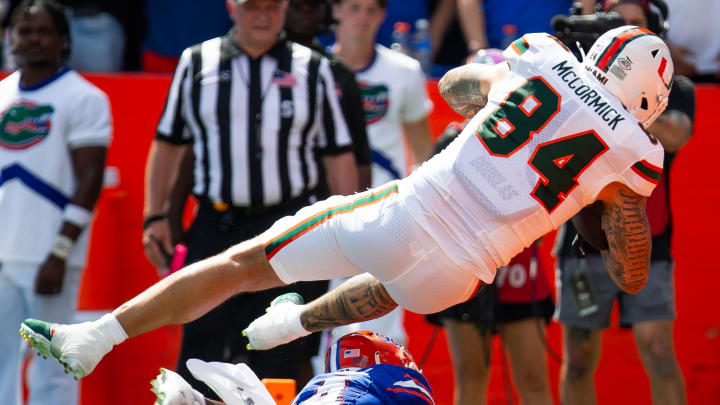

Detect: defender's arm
[438, 62, 508, 118]
[597, 182, 652, 294]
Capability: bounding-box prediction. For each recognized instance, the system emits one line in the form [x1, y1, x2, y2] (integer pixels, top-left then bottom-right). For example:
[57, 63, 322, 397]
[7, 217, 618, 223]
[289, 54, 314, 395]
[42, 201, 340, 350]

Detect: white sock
[94, 313, 129, 346]
[285, 303, 311, 338]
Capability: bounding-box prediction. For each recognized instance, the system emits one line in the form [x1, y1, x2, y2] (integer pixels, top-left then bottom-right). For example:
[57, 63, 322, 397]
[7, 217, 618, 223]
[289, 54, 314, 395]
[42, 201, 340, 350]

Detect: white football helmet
[583, 25, 673, 128]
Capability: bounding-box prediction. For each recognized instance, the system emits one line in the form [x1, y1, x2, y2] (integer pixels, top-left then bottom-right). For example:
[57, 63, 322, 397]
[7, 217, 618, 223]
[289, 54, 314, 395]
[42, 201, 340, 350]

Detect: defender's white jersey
[357, 45, 432, 186]
[0, 69, 112, 267]
[406, 34, 664, 282]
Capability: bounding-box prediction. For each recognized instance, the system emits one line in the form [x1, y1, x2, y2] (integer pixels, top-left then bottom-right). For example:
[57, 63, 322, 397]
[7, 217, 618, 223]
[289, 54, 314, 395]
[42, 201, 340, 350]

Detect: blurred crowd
[0, 0, 710, 404]
[0, 0, 717, 82]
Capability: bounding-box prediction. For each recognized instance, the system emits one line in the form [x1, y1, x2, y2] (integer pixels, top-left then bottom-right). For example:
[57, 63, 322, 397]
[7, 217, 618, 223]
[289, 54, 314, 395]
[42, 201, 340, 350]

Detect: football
[571, 201, 609, 251]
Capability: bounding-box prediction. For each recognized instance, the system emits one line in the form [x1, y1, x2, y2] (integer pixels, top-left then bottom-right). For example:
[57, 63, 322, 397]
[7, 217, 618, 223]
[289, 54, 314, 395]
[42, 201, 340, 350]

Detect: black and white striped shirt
[156, 31, 353, 207]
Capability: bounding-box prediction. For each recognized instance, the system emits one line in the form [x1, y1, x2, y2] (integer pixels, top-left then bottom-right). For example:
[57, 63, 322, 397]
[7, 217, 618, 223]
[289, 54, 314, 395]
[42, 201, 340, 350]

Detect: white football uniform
[357, 45, 432, 186]
[264, 34, 662, 314]
[0, 68, 111, 405]
[407, 33, 663, 281]
[0, 69, 112, 268]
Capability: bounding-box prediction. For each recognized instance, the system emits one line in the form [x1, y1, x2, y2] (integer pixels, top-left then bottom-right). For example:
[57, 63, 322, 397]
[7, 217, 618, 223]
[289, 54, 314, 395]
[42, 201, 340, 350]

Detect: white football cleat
[19, 318, 113, 380]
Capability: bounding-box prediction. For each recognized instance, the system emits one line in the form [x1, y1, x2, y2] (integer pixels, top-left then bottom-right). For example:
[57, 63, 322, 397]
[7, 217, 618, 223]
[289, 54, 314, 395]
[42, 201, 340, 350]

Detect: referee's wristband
[142, 214, 166, 230]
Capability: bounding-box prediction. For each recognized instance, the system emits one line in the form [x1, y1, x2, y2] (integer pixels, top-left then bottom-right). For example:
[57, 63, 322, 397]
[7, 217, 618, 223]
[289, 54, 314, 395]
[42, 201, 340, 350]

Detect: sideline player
[150, 330, 433, 405]
[0, 1, 111, 404]
[20, 25, 673, 380]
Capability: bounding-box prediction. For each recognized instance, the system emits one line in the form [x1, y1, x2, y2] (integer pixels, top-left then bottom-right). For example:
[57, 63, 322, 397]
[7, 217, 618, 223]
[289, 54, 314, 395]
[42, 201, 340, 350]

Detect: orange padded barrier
[262, 378, 296, 405]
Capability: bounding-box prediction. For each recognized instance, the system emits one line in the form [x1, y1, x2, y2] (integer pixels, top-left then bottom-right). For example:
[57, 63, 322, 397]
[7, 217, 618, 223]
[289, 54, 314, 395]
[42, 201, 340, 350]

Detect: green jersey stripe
[510, 37, 530, 55]
[632, 160, 662, 184]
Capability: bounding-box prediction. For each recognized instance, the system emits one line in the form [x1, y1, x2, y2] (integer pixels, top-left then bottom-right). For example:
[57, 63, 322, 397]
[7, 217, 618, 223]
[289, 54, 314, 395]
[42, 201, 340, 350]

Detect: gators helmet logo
[0, 101, 54, 150]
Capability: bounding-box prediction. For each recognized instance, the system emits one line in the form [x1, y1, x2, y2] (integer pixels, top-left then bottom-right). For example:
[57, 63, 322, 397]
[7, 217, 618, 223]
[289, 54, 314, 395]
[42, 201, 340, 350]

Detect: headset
[647, 0, 670, 37]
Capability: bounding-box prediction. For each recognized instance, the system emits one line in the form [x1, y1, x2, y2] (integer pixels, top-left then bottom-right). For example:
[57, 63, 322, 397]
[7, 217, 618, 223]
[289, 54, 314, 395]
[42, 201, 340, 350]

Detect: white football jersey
[405, 34, 664, 282]
[0, 69, 112, 267]
[356, 45, 432, 186]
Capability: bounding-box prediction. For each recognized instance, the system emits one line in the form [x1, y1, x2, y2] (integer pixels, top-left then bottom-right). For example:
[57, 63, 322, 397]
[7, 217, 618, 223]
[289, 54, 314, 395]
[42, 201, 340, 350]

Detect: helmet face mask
[325, 330, 419, 373]
[582, 25, 673, 128]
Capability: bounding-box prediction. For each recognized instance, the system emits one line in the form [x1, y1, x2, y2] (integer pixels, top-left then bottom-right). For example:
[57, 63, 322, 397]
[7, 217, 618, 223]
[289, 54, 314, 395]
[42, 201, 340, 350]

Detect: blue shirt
[482, 0, 572, 49]
[143, 0, 233, 57]
[375, 0, 429, 47]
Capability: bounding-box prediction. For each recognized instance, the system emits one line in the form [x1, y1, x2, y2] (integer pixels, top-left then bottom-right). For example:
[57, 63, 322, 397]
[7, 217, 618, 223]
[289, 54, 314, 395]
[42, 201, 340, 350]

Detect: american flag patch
[343, 349, 360, 358]
[273, 70, 297, 87]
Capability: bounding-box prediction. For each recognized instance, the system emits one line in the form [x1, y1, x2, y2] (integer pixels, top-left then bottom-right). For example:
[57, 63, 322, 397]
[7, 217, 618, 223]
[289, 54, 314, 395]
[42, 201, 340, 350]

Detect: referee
[141, 0, 358, 395]
[284, 0, 372, 195]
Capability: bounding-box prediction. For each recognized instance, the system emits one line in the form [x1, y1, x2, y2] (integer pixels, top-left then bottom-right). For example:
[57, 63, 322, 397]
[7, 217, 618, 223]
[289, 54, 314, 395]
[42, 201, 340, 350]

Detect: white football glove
[243, 293, 310, 350]
[150, 368, 206, 405]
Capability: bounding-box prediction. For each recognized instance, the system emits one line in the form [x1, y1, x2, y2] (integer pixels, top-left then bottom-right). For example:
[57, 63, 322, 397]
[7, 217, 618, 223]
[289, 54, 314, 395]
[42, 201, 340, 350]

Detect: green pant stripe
[265, 184, 399, 258]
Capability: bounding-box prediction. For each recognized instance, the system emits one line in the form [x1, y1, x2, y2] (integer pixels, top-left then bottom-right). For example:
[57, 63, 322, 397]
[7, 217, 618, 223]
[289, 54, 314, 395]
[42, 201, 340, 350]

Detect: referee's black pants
[175, 198, 328, 398]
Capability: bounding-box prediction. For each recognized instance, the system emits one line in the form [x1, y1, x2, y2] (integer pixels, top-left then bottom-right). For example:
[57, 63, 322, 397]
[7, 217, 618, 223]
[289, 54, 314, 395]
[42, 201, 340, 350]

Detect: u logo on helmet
[657, 56, 672, 89]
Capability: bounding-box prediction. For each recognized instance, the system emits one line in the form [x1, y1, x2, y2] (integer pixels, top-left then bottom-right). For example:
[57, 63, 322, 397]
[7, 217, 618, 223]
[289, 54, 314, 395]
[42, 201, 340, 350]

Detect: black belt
[201, 192, 312, 217]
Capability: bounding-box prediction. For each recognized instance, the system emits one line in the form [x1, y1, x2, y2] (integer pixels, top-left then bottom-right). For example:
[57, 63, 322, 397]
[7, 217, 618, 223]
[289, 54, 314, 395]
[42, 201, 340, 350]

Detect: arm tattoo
[300, 274, 398, 332]
[600, 188, 651, 294]
[438, 67, 488, 118]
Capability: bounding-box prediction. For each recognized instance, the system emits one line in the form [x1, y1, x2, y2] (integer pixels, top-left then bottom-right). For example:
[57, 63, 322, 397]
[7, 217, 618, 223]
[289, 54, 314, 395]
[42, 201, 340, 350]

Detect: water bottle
[500, 24, 519, 50]
[412, 19, 432, 76]
[390, 21, 411, 56]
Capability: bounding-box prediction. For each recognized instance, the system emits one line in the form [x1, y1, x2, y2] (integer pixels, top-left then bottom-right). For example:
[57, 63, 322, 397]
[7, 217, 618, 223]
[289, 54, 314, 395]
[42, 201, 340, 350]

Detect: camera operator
[551, 1, 625, 58]
[554, 1, 693, 404]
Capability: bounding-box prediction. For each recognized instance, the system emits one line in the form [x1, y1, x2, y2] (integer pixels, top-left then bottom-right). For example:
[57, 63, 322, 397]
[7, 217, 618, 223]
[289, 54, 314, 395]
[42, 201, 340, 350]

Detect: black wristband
[143, 214, 166, 230]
